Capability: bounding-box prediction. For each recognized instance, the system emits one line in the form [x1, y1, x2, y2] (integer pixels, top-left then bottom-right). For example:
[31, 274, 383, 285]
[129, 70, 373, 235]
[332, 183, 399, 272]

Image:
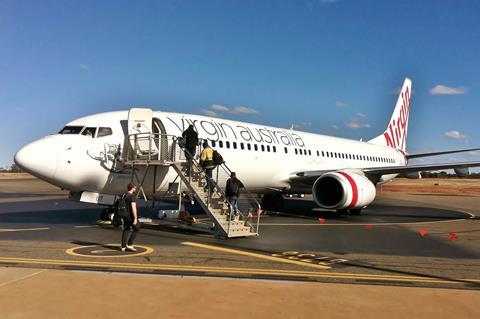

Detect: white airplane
[14, 78, 480, 216]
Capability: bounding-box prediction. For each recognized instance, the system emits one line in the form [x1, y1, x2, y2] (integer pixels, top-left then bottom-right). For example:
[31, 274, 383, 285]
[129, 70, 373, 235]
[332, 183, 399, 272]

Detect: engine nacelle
[405, 171, 422, 179]
[312, 171, 376, 210]
[454, 167, 470, 178]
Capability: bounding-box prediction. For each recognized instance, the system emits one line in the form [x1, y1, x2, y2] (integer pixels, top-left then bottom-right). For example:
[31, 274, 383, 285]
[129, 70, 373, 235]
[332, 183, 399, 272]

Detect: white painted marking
[0, 269, 47, 288]
[0, 227, 50, 233]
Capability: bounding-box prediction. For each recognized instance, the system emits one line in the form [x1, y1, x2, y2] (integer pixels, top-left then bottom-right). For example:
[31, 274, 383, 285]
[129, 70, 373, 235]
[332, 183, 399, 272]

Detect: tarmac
[0, 176, 479, 318]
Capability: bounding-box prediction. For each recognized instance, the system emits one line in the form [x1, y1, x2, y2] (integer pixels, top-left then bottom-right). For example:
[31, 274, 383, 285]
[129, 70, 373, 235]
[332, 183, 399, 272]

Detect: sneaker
[126, 245, 137, 252]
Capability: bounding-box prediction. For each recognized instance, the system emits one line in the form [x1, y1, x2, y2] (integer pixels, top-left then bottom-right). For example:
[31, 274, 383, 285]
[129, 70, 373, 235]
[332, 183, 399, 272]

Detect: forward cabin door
[127, 108, 156, 158]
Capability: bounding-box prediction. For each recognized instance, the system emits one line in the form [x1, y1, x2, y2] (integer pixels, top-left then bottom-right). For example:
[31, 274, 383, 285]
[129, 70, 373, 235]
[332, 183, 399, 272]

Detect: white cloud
[200, 109, 218, 117]
[429, 85, 467, 95]
[444, 130, 467, 139]
[291, 122, 312, 130]
[231, 105, 259, 115]
[346, 118, 372, 129]
[335, 101, 347, 108]
[329, 124, 339, 130]
[79, 64, 89, 70]
[211, 104, 230, 112]
[202, 104, 259, 117]
[357, 112, 367, 118]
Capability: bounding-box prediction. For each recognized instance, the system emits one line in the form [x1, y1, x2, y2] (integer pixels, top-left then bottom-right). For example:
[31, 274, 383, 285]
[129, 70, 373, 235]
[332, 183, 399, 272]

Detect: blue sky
[1, 0, 479, 168]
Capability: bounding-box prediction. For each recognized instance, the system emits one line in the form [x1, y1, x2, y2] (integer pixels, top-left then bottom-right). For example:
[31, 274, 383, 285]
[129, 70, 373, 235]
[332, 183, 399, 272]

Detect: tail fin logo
[383, 86, 411, 151]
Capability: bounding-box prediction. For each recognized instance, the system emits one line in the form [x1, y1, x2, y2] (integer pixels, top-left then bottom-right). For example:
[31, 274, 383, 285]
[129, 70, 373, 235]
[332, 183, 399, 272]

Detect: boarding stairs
[121, 132, 261, 238]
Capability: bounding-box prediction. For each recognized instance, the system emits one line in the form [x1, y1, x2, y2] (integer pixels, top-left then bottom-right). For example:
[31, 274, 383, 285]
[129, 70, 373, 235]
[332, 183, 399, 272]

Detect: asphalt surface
[0, 178, 479, 290]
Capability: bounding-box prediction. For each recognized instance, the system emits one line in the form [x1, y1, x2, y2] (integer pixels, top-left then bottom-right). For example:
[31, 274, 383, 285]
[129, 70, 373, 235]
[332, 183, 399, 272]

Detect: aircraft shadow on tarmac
[1, 198, 478, 261]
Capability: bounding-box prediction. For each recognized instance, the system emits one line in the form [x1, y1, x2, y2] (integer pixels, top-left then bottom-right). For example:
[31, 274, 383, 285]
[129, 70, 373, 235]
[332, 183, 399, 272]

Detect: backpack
[212, 150, 224, 166]
[115, 194, 129, 218]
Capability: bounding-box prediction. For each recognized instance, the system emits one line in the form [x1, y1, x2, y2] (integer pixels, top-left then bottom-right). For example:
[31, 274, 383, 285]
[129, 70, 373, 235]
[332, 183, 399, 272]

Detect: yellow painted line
[65, 245, 154, 258]
[0, 256, 478, 285]
[0, 227, 50, 233]
[182, 241, 331, 270]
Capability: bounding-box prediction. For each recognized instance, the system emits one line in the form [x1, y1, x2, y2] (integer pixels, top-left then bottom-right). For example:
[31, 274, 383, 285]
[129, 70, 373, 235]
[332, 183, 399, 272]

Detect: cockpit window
[82, 127, 97, 138]
[97, 127, 113, 138]
[59, 126, 84, 134]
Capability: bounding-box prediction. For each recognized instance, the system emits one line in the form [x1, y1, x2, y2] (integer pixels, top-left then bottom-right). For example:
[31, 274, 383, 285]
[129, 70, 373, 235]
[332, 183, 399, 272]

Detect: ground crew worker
[225, 172, 244, 221]
[200, 141, 215, 193]
[121, 183, 141, 252]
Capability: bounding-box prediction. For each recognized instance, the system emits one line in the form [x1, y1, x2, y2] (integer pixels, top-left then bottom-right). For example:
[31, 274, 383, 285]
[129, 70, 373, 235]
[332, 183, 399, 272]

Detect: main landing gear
[261, 193, 284, 212]
[336, 208, 362, 216]
[100, 207, 122, 227]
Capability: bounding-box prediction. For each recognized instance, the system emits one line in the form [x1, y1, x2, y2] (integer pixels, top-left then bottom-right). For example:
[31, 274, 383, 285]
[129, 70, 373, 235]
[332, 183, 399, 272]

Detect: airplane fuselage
[15, 110, 406, 199]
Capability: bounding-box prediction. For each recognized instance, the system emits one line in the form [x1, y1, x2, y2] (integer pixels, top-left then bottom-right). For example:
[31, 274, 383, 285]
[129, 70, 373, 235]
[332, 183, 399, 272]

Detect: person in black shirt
[182, 125, 199, 174]
[121, 183, 141, 252]
[225, 172, 244, 221]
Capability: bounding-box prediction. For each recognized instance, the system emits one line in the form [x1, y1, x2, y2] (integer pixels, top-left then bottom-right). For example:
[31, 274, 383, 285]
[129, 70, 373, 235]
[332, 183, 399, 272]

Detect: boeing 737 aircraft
[14, 78, 480, 217]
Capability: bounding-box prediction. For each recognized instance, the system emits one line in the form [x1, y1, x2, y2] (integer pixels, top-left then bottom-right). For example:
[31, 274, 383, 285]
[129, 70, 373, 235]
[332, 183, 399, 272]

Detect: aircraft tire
[350, 208, 362, 216]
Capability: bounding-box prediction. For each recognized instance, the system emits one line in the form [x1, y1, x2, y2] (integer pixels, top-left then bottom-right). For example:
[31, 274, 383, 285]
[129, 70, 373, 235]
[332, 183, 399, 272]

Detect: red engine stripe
[337, 172, 358, 208]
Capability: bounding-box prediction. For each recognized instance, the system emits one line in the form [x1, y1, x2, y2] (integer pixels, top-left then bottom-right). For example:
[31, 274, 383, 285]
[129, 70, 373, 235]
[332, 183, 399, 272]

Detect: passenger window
[233, 142, 237, 149]
[273, 146, 276, 152]
[226, 141, 230, 149]
[295, 148, 298, 155]
[261, 145, 265, 152]
[247, 143, 251, 151]
[240, 143, 244, 150]
[322, 151, 324, 157]
[308, 150, 311, 156]
[59, 126, 84, 134]
[211, 140, 216, 147]
[316, 151, 319, 156]
[254, 144, 258, 151]
[285, 147, 288, 154]
[219, 141, 223, 148]
[267, 145, 270, 152]
[82, 127, 96, 138]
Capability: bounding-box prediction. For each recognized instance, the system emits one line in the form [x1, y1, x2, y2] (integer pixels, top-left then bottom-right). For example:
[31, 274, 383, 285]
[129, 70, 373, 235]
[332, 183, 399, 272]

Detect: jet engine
[454, 167, 470, 178]
[312, 171, 376, 210]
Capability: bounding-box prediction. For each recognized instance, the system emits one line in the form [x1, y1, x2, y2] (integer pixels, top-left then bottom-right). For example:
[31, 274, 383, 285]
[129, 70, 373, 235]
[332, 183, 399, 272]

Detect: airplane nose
[14, 137, 59, 180]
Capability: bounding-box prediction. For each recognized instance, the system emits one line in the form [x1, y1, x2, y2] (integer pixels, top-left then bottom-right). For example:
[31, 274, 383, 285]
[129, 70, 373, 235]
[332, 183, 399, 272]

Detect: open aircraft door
[127, 108, 158, 158]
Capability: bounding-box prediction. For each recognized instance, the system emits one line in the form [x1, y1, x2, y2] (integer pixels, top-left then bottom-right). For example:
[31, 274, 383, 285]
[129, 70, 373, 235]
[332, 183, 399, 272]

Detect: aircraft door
[127, 108, 158, 159]
[128, 108, 153, 135]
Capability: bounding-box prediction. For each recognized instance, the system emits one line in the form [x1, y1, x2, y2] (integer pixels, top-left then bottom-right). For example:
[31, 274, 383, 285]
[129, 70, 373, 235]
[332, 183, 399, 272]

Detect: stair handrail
[174, 138, 259, 235]
[214, 161, 262, 234]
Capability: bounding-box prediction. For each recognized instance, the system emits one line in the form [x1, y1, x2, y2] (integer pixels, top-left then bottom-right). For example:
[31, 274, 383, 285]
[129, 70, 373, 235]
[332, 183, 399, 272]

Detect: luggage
[115, 194, 130, 218]
[212, 150, 224, 166]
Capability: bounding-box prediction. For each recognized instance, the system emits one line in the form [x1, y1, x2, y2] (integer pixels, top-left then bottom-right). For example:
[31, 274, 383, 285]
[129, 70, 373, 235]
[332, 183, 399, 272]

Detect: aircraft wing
[363, 161, 480, 175]
[406, 148, 480, 159]
[289, 161, 480, 185]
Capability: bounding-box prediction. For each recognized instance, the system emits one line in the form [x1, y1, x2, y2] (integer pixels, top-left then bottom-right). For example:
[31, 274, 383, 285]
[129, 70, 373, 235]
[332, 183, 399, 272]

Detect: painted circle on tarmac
[66, 245, 153, 258]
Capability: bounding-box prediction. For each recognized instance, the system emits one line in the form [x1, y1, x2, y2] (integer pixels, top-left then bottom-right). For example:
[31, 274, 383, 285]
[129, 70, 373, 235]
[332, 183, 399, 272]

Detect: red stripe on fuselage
[337, 172, 358, 209]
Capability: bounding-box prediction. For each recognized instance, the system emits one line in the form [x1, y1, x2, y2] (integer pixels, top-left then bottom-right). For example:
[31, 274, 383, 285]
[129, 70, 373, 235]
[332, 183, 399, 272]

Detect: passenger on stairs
[225, 172, 244, 221]
[182, 125, 198, 175]
[200, 141, 215, 194]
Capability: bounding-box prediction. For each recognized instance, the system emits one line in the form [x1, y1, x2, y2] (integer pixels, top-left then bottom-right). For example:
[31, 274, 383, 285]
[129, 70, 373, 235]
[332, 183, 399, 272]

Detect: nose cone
[14, 137, 59, 180]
